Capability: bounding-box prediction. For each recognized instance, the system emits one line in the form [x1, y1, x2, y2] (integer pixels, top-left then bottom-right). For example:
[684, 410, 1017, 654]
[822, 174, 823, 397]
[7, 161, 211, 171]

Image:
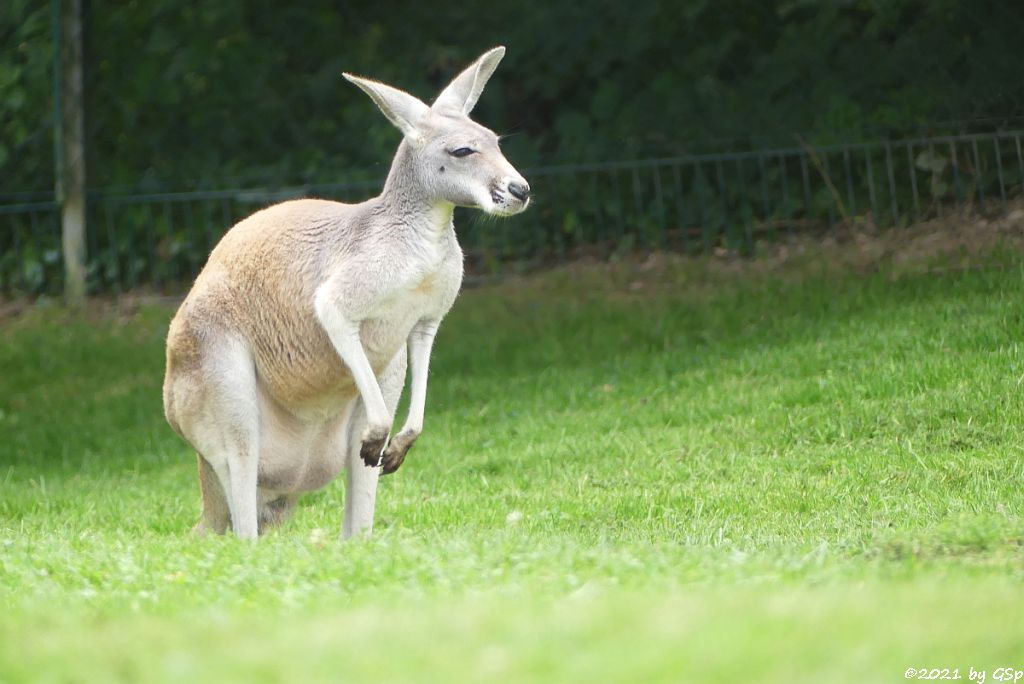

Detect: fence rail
[3, 130, 1023, 295]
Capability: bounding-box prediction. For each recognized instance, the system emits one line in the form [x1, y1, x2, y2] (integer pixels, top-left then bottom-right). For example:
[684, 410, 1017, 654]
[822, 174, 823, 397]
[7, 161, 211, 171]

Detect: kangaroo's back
[166, 198, 366, 413]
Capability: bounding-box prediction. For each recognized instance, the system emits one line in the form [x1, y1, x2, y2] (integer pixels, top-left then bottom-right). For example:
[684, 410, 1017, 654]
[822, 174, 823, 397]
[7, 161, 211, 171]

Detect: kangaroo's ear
[343, 73, 430, 140]
[432, 46, 505, 115]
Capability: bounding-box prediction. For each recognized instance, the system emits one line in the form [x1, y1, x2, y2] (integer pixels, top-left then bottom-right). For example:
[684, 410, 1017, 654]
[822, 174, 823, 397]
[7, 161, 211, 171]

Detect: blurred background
[2, 0, 1023, 297]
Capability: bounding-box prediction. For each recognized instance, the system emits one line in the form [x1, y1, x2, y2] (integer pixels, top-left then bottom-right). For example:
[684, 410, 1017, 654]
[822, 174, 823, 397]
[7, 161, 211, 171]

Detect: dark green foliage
[0, 1, 52, 194]
[2, 1, 1023, 295]
[2, 0, 1023, 192]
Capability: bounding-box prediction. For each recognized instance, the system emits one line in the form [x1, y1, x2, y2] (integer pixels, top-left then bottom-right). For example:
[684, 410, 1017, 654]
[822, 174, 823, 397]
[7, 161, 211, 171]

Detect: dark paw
[380, 430, 418, 475]
[359, 429, 390, 468]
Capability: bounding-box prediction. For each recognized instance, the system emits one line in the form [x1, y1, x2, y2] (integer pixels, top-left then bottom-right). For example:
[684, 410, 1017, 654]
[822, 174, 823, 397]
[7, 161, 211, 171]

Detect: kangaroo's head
[344, 47, 530, 217]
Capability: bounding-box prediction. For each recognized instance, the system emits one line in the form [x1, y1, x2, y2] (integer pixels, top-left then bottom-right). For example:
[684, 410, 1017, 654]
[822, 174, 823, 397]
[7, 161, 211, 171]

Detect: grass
[2, 242, 1024, 682]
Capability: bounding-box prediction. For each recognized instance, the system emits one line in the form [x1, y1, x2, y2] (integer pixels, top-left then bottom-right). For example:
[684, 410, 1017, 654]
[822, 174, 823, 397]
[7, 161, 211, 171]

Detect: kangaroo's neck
[378, 140, 454, 237]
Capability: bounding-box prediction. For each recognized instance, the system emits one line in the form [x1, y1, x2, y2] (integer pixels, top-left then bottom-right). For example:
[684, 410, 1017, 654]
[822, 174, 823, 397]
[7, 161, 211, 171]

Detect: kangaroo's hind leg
[342, 346, 407, 539]
[169, 337, 261, 540]
[196, 454, 297, 537]
[194, 453, 230, 536]
[258, 492, 298, 534]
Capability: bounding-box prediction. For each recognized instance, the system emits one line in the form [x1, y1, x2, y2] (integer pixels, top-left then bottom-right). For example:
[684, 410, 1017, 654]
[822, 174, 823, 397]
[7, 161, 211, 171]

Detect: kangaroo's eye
[450, 147, 475, 158]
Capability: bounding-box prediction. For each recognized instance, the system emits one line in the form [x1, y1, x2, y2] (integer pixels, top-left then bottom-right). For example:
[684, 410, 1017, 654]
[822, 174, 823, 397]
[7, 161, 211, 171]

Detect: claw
[359, 430, 390, 468]
[378, 430, 419, 476]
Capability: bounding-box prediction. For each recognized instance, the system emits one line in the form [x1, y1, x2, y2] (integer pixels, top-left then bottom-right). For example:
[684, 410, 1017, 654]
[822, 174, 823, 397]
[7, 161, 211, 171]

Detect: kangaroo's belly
[255, 387, 364, 494]
[249, 301, 424, 494]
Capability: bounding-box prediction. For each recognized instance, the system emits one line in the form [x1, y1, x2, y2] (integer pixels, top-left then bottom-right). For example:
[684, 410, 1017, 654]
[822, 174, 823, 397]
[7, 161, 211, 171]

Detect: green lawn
[1, 247, 1023, 682]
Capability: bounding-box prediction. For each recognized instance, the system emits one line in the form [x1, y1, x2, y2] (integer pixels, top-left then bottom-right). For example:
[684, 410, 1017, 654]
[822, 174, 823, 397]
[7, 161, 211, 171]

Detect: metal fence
[2, 129, 1023, 295]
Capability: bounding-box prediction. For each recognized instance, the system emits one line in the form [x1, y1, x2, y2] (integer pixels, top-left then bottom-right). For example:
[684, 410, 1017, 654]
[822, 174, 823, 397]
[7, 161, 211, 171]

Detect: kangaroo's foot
[380, 429, 419, 475]
[359, 425, 390, 468]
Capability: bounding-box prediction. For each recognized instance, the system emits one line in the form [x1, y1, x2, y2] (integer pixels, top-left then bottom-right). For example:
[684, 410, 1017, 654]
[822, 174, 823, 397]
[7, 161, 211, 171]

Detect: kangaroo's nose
[508, 181, 530, 202]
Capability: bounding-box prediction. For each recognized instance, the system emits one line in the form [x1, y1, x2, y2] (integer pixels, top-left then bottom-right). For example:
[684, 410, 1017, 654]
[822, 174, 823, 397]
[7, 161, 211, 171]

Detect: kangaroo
[162, 47, 530, 540]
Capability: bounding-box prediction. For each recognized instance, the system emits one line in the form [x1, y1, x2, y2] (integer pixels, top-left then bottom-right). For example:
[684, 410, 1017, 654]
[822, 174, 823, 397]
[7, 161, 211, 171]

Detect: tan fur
[168, 201, 355, 409]
[413, 272, 438, 296]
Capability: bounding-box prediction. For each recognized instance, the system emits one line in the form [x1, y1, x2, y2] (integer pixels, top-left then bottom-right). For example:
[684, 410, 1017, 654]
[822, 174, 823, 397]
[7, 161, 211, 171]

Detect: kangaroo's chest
[253, 230, 462, 415]
[359, 283, 439, 369]
[366, 244, 462, 354]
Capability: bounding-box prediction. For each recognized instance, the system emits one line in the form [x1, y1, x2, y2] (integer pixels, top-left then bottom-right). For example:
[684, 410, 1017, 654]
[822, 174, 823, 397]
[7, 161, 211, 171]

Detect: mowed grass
[1, 246, 1023, 682]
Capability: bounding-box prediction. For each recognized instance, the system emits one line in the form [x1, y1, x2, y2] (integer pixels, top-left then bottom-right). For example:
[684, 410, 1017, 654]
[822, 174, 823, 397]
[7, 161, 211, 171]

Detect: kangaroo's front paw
[359, 425, 390, 468]
[380, 430, 419, 475]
